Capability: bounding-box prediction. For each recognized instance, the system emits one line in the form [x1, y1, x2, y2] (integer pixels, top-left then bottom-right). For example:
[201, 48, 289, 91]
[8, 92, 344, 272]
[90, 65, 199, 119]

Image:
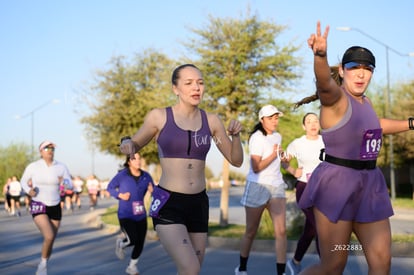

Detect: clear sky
[1, 0, 413, 180]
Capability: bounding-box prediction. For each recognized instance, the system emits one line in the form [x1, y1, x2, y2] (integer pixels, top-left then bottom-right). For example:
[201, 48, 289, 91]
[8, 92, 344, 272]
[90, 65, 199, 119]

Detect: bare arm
[209, 114, 243, 167]
[119, 108, 163, 157]
[380, 118, 412, 135]
[281, 159, 303, 179]
[250, 150, 278, 173]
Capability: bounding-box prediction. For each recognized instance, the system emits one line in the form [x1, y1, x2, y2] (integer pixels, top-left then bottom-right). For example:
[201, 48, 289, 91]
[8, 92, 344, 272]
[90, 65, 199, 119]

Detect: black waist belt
[319, 149, 377, 170]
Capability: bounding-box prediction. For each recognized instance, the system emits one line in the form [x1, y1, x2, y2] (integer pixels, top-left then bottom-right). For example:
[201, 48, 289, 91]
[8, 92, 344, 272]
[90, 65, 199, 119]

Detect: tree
[0, 142, 32, 192]
[204, 165, 215, 181]
[78, 49, 176, 164]
[389, 81, 414, 199]
[370, 80, 414, 198]
[184, 11, 302, 225]
[369, 81, 414, 161]
[389, 81, 414, 161]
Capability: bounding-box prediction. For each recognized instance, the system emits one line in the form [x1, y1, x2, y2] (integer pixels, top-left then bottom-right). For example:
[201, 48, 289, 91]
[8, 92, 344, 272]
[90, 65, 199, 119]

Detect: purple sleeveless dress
[298, 91, 394, 222]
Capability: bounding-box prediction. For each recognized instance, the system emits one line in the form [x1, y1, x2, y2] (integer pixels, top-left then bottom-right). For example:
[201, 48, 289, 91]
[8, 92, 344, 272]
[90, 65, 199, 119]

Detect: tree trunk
[410, 161, 414, 200]
[219, 159, 230, 226]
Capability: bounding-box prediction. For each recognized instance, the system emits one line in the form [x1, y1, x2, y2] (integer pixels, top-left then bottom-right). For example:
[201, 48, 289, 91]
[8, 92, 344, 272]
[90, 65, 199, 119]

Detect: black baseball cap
[342, 46, 376, 69]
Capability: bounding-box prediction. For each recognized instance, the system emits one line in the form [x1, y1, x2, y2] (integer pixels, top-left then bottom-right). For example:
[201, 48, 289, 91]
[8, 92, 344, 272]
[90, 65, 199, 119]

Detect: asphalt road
[0, 188, 413, 274]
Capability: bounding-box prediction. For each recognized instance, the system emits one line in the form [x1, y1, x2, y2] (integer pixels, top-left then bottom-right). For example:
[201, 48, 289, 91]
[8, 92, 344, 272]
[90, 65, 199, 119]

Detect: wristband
[314, 51, 327, 57]
[118, 136, 131, 146]
[409, 117, 414, 130]
[121, 136, 131, 142]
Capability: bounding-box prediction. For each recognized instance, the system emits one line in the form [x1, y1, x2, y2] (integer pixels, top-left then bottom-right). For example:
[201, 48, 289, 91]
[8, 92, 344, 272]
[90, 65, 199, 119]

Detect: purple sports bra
[157, 107, 212, 160]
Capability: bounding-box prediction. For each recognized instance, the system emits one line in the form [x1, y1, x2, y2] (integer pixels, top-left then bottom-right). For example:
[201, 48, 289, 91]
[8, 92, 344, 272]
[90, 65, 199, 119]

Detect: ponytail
[294, 65, 342, 110]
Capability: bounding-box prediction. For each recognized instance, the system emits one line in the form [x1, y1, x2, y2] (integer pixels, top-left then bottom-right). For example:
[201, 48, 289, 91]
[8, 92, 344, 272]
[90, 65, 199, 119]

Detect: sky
[1, 0, 414, 180]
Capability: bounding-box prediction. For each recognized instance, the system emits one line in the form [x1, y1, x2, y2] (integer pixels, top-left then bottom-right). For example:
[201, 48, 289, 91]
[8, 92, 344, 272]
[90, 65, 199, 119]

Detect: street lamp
[337, 26, 414, 200]
[15, 99, 60, 159]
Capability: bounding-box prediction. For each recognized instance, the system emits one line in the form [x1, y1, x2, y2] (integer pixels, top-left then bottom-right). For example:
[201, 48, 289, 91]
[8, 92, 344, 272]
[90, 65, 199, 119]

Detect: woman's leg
[10, 197, 16, 215]
[267, 197, 287, 264]
[189, 232, 208, 264]
[127, 219, 148, 259]
[353, 219, 391, 275]
[156, 224, 204, 275]
[33, 215, 60, 259]
[239, 205, 265, 257]
[300, 207, 352, 275]
[293, 181, 319, 261]
[65, 195, 72, 211]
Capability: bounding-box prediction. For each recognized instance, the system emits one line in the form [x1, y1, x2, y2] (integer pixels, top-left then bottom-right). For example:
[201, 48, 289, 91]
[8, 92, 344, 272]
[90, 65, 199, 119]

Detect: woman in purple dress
[298, 21, 414, 275]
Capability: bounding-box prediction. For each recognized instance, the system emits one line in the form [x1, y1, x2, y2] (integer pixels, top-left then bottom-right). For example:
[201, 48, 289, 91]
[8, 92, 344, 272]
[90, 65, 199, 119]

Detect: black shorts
[152, 187, 209, 233]
[32, 204, 62, 221]
[10, 195, 21, 201]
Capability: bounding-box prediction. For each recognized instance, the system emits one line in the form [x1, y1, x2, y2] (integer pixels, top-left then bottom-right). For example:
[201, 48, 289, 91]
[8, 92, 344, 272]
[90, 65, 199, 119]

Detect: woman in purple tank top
[119, 64, 244, 275]
[296, 22, 414, 275]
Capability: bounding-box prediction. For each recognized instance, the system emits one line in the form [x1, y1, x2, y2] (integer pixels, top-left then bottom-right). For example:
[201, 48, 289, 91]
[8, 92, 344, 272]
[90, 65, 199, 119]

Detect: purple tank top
[322, 91, 382, 160]
[157, 107, 212, 160]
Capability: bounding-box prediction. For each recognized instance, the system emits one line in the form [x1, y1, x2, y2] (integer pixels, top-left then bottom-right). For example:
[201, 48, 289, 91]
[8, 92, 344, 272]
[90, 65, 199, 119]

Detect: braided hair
[294, 65, 342, 109]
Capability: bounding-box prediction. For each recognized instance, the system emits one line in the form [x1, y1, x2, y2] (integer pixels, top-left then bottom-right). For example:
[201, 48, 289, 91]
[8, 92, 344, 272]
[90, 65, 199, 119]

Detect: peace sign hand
[308, 21, 330, 57]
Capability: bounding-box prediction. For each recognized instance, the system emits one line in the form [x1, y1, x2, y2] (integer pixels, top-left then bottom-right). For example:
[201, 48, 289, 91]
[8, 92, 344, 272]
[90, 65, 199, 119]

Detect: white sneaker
[235, 266, 248, 275]
[126, 265, 139, 275]
[36, 263, 47, 275]
[115, 238, 125, 260]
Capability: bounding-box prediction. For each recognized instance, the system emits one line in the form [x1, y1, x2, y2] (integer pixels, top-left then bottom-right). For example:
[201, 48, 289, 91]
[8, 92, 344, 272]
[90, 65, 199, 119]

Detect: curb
[206, 236, 414, 258]
[88, 210, 414, 258]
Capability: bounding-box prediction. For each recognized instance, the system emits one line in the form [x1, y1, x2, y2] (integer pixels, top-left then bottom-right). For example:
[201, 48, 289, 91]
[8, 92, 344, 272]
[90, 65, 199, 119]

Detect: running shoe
[115, 238, 125, 260]
[36, 263, 47, 275]
[287, 258, 301, 275]
[126, 265, 139, 275]
[234, 266, 248, 275]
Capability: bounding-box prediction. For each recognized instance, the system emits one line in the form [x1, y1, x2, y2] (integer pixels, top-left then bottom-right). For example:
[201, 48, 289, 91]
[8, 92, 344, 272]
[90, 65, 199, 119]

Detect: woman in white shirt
[20, 140, 72, 275]
[236, 105, 287, 275]
[8, 176, 22, 216]
[283, 112, 324, 275]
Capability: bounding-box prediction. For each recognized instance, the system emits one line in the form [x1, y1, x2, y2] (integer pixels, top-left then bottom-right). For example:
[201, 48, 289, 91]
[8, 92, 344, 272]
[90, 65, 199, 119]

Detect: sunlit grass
[392, 197, 414, 209]
[101, 201, 414, 242]
[100, 205, 119, 225]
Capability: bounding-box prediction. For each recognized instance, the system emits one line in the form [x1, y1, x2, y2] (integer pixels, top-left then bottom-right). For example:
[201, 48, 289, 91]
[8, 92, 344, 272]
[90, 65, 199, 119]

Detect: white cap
[258, 105, 283, 120]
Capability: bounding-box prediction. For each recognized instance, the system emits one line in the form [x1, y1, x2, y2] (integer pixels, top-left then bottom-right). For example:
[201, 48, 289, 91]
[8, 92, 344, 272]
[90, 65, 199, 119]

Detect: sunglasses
[344, 62, 375, 73]
[43, 147, 55, 152]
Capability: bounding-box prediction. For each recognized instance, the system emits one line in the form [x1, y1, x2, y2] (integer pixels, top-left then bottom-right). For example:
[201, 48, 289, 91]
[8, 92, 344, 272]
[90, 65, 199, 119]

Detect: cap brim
[261, 112, 283, 118]
[344, 62, 375, 70]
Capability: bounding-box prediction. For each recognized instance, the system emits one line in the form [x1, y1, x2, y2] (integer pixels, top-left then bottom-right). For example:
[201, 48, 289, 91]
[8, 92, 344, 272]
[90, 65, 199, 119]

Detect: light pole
[15, 99, 60, 159]
[337, 26, 414, 200]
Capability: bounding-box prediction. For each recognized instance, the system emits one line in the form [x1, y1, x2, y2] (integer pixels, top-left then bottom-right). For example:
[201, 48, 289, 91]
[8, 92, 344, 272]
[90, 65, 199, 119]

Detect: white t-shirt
[20, 159, 72, 206]
[9, 180, 22, 196]
[246, 130, 284, 186]
[86, 178, 100, 194]
[73, 179, 84, 193]
[286, 135, 325, 183]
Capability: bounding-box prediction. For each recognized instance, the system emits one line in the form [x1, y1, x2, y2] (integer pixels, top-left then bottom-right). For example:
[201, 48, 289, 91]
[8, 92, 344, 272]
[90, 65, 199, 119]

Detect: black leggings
[294, 181, 320, 261]
[119, 218, 147, 259]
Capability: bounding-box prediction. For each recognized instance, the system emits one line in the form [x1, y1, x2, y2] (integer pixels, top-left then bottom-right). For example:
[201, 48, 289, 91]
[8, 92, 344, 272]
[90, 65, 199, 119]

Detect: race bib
[149, 186, 170, 218]
[132, 201, 145, 215]
[29, 200, 46, 215]
[360, 128, 382, 160]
